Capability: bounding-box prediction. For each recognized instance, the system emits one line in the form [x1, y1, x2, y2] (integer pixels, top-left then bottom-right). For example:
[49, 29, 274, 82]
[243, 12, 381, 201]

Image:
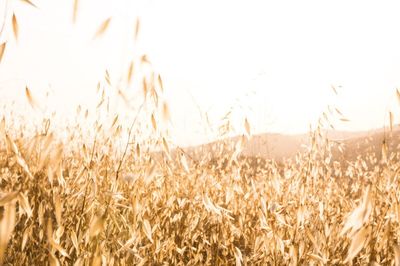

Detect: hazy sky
[1, 0, 400, 146]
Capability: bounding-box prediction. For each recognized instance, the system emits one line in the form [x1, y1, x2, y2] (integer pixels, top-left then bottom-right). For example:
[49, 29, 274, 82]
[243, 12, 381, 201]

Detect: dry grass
[1, 3, 400, 265]
[1, 90, 400, 265]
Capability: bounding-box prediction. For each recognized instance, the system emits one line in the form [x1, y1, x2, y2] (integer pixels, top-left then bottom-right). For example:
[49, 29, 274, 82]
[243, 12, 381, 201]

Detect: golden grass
[1, 98, 400, 265]
[0, 3, 400, 265]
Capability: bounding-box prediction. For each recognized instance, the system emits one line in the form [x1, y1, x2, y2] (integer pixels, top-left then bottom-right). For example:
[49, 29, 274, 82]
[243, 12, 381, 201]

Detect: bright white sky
[1, 0, 400, 146]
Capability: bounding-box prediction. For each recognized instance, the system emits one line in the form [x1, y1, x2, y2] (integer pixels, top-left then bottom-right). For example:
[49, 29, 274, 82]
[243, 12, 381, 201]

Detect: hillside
[184, 126, 400, 162]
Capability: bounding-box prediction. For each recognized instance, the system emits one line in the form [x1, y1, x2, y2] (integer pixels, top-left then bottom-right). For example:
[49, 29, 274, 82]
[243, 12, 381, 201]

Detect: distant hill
[183, 126, 400, 162]
[331, 126, 400, 162]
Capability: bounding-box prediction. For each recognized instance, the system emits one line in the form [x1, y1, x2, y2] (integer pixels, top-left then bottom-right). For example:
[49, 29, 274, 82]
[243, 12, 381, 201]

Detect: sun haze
[1, 0, 400, 146]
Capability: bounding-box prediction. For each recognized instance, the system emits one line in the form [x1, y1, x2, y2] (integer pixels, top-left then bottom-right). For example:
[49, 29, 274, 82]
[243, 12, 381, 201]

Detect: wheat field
[1, 1, 400, 265]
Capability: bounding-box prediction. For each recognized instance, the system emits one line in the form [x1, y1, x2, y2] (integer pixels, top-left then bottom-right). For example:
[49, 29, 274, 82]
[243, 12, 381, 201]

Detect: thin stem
[115, 99, 146, 180]
[89, 133, 97, 168]
[176, 146, 198, 164]
[76, 178, 89, 239]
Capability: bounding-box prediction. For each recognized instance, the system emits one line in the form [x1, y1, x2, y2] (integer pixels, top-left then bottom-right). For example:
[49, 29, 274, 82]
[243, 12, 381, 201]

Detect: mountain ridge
[182, 125, 400, 161]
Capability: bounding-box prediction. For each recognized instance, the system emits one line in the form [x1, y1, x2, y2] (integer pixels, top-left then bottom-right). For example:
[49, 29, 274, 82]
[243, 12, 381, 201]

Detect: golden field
[1, 82, 400, 265]
[1, 1, 400, 265]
